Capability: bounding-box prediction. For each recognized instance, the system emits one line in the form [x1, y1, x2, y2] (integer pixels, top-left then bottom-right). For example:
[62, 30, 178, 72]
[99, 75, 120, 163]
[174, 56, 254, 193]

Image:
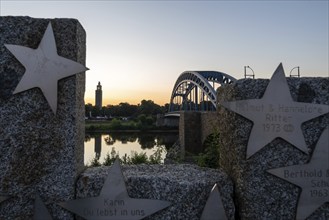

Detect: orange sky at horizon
[85, 97, 170, 106]
[84, 89, 171, 106]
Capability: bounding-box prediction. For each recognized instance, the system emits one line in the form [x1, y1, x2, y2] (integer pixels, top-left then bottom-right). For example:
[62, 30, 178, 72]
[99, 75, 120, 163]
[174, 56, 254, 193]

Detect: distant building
[95, 81, 102, 109]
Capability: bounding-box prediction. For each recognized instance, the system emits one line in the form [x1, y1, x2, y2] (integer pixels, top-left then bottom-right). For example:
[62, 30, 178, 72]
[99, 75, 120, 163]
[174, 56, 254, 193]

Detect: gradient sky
[1, 1, 328, 106]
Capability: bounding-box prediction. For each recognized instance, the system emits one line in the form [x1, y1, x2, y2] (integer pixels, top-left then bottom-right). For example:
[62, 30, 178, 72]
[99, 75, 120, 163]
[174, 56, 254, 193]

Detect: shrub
[110, 118, 122, 130]
[89, 157, 101, 167]
[197, 133, 220, 169]
[102, 147, 119, 166]
[88, 146, 165, 167]
[149, 146, 165, 164]
[130, 151, 148, 164]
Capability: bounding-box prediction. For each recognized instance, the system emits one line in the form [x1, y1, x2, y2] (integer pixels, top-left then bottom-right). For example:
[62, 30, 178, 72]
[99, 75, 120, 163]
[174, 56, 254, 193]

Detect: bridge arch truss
[169, 71, 236, 112]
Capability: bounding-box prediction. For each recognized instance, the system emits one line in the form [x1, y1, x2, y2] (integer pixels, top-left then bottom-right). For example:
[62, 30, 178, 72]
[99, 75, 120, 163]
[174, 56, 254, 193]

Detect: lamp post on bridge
[290, 66, 300, 77]
[244, 66, 255, 79]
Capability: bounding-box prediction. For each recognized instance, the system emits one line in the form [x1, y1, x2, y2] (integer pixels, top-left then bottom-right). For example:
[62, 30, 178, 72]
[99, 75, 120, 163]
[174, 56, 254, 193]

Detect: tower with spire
[95, 81, 102, 109]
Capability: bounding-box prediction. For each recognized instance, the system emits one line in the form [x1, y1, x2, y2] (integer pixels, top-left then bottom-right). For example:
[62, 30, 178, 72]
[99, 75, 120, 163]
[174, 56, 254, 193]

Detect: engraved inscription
[236, 103, 324, 114]
[104, 199, 125, 206]
[283, 168, 329, 199]
[236, 103, 265, 112]
[236, 102, 324, 134]
[264, 113, 293, 132]
[277, 104, 324, 114]
[310, 170, 329, 198]
[267, 128, 329, 220]
[59, 159, 171, 220]
[82, 199, 146, 218]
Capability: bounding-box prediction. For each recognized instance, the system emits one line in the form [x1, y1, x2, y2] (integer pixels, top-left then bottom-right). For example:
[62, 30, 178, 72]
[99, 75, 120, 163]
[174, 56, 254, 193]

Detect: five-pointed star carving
[267, 128, 329, 220]
[5, 22, 88, 113]
[59, 159, 171, 220]
[200, 184, 228, 220]
[221, 64, 329, 159]
[33, 194, 53, 220]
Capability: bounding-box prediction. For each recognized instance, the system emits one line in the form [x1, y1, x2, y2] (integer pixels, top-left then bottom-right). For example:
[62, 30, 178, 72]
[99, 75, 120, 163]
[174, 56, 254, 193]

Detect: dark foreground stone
[76, 164, 235, 220]
[0, 16, 86, 219]
[217, 77, 329, 219]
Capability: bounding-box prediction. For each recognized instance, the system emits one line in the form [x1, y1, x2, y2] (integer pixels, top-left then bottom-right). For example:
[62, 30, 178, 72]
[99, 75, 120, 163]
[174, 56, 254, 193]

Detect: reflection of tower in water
[94, 135, 102, 160]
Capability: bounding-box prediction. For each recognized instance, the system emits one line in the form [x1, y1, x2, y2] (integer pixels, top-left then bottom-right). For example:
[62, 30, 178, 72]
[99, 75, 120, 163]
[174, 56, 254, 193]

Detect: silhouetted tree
[85, 100, 167, 118]
[139, 100, 163, 115]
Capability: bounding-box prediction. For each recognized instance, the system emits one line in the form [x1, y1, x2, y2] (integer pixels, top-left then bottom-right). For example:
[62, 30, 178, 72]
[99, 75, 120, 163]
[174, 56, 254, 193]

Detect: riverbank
[85, 120, 178, 133]
[86, 129, 178, 133]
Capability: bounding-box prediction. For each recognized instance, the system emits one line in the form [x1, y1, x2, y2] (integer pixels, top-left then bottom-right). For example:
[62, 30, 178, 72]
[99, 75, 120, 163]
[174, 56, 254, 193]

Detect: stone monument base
[76, 164, 235, 220]
[217, 77, 329, 219]
[0, 16, 85, 219]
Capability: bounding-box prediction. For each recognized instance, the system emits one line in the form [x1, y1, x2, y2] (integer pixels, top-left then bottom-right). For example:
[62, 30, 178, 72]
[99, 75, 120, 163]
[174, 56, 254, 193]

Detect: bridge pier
[179, 111, 218, 157]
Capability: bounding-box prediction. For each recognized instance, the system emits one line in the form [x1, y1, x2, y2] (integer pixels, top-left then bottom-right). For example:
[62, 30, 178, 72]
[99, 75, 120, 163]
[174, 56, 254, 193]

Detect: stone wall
[76, 164, 235, 220]
[216, 77, 329, 219]
[200, 112, 218, 145]
[0, 17, 86, 219]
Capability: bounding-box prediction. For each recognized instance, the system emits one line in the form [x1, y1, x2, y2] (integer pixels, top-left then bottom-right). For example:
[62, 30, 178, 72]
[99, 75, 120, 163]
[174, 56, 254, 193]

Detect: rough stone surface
[179, 112, 218, 157]
[217, 77, 329, 219]
[0, 16, 86, 219]
[200, 112, 218, 145]
[179, 112, 201, 156]
[76, 164, 235, 220]
[164, 140, 181, 164]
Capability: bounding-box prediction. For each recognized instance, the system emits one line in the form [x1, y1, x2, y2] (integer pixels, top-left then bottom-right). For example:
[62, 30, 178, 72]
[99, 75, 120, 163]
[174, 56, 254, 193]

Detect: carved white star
[221, 64, 328, 159]
[33, 194, 53, 220]
[59, 159, 171, 220]
[267, 128, 329, 220]
[200, 184, 228, 220]
[5, 22, 88, 113]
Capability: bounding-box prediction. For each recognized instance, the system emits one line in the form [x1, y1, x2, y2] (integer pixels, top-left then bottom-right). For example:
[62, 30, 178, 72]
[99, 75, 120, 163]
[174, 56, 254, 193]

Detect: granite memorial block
[75, 163, 235, 220]
[0, 16, 87, 219]
[268, 127, 329, 220]
[221, 63, 328, 159]
[217, 64, 329, 219]
[200, 184, 228, 220]
[60, 159, 171, 220]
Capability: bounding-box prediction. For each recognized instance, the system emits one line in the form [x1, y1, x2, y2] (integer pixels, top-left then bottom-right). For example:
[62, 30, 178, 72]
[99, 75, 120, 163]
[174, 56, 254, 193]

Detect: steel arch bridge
[168, 71, 236, 114]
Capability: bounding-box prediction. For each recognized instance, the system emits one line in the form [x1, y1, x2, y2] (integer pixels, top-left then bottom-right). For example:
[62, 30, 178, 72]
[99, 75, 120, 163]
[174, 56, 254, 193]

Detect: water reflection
[95, 134, 101, 160]
[101, 132, 177, 149]
[84, 132, 178, 165]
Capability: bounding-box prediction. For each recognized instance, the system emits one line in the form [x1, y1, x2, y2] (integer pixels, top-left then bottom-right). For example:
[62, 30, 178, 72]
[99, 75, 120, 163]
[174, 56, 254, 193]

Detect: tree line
[85, 99, 169, 119]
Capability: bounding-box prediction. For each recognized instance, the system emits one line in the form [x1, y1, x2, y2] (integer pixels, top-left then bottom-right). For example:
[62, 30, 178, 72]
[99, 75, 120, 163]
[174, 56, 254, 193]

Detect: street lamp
[244, 66, 255, 79]
[290, 66, 300, 77]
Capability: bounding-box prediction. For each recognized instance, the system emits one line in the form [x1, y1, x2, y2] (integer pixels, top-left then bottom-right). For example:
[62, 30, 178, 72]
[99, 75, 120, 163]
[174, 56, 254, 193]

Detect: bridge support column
[179, 112, 202, 157]
[179, 111, 218, 158]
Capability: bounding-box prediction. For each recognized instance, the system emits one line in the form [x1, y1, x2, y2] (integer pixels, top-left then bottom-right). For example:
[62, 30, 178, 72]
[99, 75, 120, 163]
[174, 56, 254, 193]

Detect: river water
[84, 132, 178, 165]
